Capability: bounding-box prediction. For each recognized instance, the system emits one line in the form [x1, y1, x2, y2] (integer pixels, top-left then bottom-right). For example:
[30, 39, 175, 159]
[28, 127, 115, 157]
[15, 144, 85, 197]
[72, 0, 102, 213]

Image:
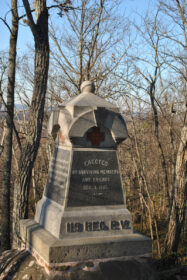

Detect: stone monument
[20, 81, 151, 273]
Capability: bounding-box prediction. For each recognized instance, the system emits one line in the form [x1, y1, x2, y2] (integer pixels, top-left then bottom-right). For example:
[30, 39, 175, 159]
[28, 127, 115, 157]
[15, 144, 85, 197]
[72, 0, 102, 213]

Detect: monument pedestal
[19, 81, 152, 273]
[20, 219, 151, 273]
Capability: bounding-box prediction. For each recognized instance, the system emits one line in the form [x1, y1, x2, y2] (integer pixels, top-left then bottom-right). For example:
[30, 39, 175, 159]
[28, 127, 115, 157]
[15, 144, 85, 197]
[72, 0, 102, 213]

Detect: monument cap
[80, 81, 95, 93]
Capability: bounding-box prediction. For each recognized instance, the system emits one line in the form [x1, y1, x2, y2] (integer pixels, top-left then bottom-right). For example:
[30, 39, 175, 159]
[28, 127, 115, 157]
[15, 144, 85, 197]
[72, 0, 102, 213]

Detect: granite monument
[20, 81, 151, 273]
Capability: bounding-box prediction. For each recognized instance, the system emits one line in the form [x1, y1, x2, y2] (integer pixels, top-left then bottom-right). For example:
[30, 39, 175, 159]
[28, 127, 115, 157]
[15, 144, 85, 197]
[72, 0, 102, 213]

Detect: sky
[0, 0, 155, 106]
[0, 0, 185, 110]
[0, 0, 153, 55]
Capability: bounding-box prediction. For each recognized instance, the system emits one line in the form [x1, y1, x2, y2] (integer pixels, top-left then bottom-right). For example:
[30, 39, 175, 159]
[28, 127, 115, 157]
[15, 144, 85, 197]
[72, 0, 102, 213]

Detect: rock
[69, 270, 106, 280]
[49, 270, 106, 280]
[1, 250, 186, 280]
[85, 261, 94, 268]
[158, 265, 187, 280]
[99, 258, 159, 280]
[0, 249, 49, 280]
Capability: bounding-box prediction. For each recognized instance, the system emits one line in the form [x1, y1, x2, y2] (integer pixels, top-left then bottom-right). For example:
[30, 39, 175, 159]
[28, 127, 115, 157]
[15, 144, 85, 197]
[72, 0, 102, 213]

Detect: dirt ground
[0, 249, 187, 280]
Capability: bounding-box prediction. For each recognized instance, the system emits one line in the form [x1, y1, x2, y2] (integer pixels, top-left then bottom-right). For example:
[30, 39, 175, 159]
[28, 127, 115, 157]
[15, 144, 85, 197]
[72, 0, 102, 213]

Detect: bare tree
[12, 0, 74, 245]
[157, 0, 187, 254]
[165, 107, 187, 253]
[0, 0, 19, 252]
[13, 0, 49, 243]
[115, 0, 186, 256]
[48, 0, 127, 102]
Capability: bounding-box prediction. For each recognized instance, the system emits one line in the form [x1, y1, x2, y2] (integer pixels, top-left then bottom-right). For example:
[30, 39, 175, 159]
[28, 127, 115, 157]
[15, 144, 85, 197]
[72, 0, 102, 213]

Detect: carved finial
[80, 81, 95, 93]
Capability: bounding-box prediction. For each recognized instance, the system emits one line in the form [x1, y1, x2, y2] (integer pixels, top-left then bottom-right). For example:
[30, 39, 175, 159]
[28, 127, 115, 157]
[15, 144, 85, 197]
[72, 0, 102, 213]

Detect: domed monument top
[80, 80, 95, 93]
[64, 80, 116, 109]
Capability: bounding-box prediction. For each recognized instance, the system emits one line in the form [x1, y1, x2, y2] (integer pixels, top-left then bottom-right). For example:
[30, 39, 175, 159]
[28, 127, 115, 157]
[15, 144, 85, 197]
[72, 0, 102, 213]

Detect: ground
[0, 249, 187, 280]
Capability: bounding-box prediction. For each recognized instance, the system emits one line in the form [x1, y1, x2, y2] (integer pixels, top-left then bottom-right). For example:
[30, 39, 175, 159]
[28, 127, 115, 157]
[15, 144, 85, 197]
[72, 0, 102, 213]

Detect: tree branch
[22, 0, 38, 40]
[0, 17, 12, 34]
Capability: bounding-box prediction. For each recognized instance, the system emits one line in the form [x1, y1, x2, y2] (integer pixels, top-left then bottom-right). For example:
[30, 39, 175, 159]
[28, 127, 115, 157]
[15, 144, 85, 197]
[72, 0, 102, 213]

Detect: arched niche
[51, 124, 60, 140]
[70, 125, 116, 148]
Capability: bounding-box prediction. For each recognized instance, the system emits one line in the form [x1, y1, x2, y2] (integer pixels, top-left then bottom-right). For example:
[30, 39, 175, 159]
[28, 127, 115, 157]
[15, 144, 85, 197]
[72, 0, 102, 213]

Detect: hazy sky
[0, 0, 153, 54]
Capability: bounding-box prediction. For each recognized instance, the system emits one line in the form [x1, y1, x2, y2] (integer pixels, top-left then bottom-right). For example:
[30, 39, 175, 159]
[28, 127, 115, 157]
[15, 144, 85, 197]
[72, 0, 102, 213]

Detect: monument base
[20, 219, 152, 273]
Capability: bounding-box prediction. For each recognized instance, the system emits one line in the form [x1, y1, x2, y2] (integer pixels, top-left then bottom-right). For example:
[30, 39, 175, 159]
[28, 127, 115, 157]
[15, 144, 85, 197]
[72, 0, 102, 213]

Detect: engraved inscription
[111, 220, 120, 230]
[110, 220, 130, 230]
[67, 220, 131, 233]
[67, 151, 124, 207]
[45, 148, 70, 205]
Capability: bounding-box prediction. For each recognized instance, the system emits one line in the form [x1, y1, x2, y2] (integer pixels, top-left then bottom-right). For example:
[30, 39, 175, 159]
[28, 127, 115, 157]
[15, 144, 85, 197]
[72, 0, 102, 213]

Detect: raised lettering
[93, 222, 100, 231]
[67, 223, 71, 232]
[75, 223, 84, 232]
[83, 159, 108, 167]
[120, 220, 131, 229]
[82, 177, 91, 182]
[67, 220, 129, 233]
[70, 223, 76, 232]
[67, 222, 84, 232]
[86, 222, 92, 231]
[100, 221, 109, 231]
[111, 220, 120, 230]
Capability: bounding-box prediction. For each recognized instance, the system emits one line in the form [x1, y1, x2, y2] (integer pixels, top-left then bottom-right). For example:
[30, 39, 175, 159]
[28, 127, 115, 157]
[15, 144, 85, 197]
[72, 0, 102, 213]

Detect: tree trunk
[13, 0, 49, 244]
[164, 112, 187, 253]
[0, 0, 18, 252]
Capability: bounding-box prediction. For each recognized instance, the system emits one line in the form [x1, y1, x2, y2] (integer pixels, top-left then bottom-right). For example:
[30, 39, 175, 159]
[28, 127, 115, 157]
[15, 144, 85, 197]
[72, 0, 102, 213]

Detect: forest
[0, 0, 186, 268]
